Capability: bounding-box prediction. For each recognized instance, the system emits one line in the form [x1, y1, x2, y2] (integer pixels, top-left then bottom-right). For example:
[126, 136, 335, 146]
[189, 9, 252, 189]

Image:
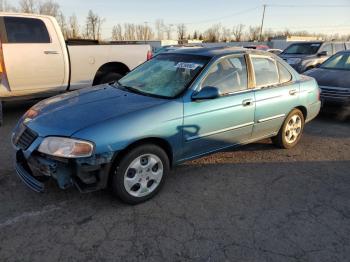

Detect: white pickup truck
[0, 13, 152, 110]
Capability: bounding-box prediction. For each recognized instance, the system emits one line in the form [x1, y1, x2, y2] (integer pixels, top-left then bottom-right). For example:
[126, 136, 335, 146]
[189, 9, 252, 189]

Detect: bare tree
[38, 0, 60, 17]
[112, 24, 123, 40]
[56, 12, 68, 38]
[135, 24, 153, 40]
[19, 0, 36, 13]
[0, 0, 17, 11]
[221, 26, 231, 42]
[283, 29, 292, 37]
[84, 10, 105, 40]
[124, 23, 136, 40]
[232, 24, 245, 42]
[177, 23, 186, 41]
[155, 19, 165, 40]
[135, 24, 144, 40]
[204, 24, 221, 42]
[247, 26, 260, 41]
[67, 14, 80, 39]
[165, 24, 173, 40]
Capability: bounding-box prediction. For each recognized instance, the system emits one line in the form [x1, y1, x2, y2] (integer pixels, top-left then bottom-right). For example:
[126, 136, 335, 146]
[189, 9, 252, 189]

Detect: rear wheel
[272, 109, 305, 149]
[111, 144, 169, 204]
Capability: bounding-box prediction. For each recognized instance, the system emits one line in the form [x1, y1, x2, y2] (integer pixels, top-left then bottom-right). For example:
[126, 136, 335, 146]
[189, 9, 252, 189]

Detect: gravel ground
[0, 102, 349, 262]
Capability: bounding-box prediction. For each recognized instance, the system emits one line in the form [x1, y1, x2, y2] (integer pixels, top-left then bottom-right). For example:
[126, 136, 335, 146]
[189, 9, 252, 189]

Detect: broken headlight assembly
[38, 137, 94, 158]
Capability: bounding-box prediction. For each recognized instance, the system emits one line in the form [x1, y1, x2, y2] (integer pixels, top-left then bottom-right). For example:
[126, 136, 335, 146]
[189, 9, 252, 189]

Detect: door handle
[44, 51, 59, 55]
[289, 89, 298, 95]
[242, 99, 254, 106]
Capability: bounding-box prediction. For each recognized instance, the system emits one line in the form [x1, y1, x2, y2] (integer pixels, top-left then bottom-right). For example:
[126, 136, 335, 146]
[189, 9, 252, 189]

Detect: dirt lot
[0, 103, 349, 262]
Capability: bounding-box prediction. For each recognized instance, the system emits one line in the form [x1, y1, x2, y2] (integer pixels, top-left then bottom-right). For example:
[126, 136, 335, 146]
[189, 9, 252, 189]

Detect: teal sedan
[12, 47, 321, 204]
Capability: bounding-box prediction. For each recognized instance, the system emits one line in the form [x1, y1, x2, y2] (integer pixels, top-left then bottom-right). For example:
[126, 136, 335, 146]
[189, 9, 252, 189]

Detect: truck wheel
[111, 144, 169, 204]
[99, 72, 123, 85]
[271, 109, 305, 149]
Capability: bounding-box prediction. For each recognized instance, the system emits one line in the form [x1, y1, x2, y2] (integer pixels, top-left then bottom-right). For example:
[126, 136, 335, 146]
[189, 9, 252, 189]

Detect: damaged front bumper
[13, 129, 115, 193]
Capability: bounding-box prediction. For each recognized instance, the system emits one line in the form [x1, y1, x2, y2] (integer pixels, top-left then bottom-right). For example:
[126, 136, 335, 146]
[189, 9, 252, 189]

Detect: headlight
[287, 58, 301, 65]
[38, 137, 94, 158]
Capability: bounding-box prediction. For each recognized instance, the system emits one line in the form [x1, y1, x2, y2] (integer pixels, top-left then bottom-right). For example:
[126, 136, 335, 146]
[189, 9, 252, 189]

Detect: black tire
[99, 72, 123, 85]
[271, 109, 305, 149]
[111, 144, 169, 205]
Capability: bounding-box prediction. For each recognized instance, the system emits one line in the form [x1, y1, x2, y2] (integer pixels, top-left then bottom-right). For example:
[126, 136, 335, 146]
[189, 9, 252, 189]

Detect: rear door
[251, 55, 300, 138]
[2, 16, 66, 94]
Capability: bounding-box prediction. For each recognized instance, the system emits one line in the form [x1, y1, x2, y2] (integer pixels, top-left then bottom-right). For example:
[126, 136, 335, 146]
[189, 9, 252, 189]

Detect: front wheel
[111, 144, 169, 204]
[272, 109, 305, 149]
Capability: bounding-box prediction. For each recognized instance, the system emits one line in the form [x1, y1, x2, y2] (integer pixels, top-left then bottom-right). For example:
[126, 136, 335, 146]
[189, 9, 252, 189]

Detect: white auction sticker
[175, 62, 201, 70]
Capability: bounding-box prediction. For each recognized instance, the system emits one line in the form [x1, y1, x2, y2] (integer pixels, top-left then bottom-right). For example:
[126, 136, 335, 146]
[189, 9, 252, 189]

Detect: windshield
[321, 53, 350, 70]
[118, 53, 210, 98]
[282, 43, 321, 55]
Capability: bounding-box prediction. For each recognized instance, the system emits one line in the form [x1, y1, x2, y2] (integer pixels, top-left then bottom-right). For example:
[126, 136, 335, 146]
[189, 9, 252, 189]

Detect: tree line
[1, 0, 349, 42]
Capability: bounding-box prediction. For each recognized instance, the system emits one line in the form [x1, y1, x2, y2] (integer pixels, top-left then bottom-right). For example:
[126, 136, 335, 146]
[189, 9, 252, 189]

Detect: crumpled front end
[12, 124, 115, 193]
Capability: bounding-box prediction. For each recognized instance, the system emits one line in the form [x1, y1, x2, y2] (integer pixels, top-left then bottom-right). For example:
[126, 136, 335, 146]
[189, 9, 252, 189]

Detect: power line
[267, 4, 350, 8]
[180, 6, 260, 25]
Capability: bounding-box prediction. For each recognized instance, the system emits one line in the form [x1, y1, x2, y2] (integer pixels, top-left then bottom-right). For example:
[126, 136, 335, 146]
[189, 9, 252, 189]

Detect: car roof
[164, 46, 270, 58]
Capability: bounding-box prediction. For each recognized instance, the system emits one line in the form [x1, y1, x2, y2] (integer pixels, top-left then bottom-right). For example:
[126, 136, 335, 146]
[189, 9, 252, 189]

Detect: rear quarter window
[277, 62, 292, 84]
[4, 17, 50, 43]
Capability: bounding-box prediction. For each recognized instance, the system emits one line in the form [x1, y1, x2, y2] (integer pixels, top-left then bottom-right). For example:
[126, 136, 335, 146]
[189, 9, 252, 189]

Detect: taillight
[147, 50, 153, 60]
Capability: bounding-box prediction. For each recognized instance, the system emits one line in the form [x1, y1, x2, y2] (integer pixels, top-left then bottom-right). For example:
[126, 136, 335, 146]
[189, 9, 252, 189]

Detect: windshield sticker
[311, 44, 321, 47]
[175, 62, 202, 70]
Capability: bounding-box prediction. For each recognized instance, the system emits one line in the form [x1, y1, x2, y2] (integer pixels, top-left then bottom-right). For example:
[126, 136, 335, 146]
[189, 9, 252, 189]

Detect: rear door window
[4, 17, 50, 43]
[251, 56, 279, 87]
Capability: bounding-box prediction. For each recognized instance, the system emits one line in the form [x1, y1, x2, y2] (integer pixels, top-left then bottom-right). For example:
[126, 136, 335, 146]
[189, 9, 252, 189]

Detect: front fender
[72, 99, 184, 159]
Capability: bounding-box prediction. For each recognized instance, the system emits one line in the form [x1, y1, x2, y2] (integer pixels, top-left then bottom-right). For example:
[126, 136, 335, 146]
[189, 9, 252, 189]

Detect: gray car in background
[280, 41, 349, 73]
[304, 50, 350, 106]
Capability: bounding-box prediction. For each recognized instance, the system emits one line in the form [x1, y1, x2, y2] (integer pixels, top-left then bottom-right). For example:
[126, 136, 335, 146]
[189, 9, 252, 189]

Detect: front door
[2, 16, 66, 94]
[182, 55, 255, 160]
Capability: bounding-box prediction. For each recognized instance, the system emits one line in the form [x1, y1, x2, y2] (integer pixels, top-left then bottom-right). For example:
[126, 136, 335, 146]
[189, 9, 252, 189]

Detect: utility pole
[259, 4, 266, 41]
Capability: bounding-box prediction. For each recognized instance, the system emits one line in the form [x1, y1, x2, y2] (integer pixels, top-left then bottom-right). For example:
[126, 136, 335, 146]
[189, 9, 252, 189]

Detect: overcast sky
[12, 0, 350, 38]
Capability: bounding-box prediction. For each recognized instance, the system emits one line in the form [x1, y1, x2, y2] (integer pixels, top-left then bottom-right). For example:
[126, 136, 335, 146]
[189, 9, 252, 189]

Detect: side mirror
[318, 51, 328, 56]
[192, 86, 221, 100]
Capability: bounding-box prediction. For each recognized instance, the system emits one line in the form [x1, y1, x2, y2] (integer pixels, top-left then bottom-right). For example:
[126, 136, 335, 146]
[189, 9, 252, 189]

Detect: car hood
[304, 68, 350, 89]
[25, 84, 168, 137]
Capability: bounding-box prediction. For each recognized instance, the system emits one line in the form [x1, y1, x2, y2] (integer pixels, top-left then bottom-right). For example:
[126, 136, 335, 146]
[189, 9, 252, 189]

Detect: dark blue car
[12, 48, 321, 204]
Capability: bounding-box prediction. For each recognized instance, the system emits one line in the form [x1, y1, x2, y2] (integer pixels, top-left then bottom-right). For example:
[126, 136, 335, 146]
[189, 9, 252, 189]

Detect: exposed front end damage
[15, 147, 114, 193]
